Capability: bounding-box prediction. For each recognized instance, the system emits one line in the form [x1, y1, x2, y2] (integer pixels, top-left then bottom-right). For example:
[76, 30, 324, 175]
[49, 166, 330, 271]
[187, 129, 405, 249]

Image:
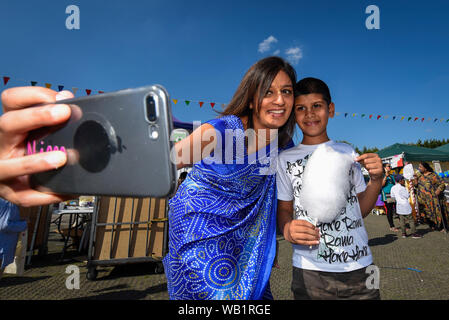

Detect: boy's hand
[286, 219, 320, 246]
[355, 153, 383, 182]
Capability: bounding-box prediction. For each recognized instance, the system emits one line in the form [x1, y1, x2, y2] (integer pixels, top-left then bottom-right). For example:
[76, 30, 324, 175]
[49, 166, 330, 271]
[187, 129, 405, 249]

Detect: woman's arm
[173, 123, 217, 170]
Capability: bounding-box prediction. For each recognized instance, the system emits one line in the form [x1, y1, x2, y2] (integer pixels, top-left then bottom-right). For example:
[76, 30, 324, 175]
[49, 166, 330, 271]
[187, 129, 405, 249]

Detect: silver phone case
[29, 85, 177, 198]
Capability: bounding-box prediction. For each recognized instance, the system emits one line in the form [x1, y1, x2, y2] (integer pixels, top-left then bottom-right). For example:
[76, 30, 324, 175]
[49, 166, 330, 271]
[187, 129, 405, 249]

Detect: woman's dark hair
[220, 56, 297, 148]
[420, 162, 434, 173]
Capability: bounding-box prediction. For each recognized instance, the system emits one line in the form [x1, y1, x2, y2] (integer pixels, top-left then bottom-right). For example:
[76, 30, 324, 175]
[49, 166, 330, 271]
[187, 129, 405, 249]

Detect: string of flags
[2, 75, 448, 123]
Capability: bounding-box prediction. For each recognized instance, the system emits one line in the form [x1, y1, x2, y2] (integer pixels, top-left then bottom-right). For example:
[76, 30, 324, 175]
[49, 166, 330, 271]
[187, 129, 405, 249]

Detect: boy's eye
[313, 103, 322, 108]
[296, 106, 305, 111]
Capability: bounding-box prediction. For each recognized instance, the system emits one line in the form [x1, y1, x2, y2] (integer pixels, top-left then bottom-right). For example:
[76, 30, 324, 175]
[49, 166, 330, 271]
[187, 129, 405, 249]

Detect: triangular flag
[369, 115, 373, 119]
[31, 81, 37, 86]
[58, 85, 64, 91]
[98, 91, 104, 94]
[172, 99, 178, 105]
[414, 117, 418, 121]
[352, 113, 356, 117]
[199, 102, 204, 107]
[335, 112, 341, 116]
[3, 77, 10, 85]
[72, 87, 78, 95]
[421, 118, 425, 122]
[434, 118, 438, 122]
[446, 119, 449, 123]
[210, 102, 215, 108]
[408, 117, 412, 121]
[344, 113, 348, 117]
[401, 116, 405, 121]
[45, 83, 51, 89]
[393, 116, 396, 120]
[185, 100, 191, 106]
[377, 115, 381, 120]
[361, 114, 365, 118]
[384, 115, 389, 119]
[86, 89, 91, 95]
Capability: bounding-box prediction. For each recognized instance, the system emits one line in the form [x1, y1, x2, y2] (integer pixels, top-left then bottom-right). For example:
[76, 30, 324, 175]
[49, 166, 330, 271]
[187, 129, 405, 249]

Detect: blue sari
[163, 115, 288, 300]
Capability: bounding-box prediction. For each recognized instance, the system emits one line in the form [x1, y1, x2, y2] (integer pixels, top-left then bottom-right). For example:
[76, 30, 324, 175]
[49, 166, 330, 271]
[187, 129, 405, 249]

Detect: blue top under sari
[163, 115, 291, 300]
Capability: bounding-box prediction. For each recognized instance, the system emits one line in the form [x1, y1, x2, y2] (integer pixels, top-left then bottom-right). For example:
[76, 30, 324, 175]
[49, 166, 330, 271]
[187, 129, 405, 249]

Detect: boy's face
[294, 93, 335, 145]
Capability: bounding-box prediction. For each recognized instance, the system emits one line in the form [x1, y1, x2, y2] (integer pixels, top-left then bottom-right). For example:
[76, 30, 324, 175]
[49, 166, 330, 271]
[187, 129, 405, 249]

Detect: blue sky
[0, 0, 448, 150]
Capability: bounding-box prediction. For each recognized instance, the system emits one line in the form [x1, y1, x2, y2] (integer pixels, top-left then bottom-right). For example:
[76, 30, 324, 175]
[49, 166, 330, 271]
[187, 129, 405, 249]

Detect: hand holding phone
[27, 85, 177, 198]
[0, 87, 73, 207]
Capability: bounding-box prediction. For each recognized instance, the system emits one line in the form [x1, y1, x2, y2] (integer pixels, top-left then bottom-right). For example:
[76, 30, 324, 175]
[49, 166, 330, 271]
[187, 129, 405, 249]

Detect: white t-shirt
[276, 140, 373, 272]
[390, 184, 412, 215]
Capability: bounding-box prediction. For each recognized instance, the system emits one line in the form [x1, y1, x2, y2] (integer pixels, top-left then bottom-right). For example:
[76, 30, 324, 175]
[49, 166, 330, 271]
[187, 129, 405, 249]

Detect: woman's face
[251, 70, 294, 130]
[418, 164, 426, 173]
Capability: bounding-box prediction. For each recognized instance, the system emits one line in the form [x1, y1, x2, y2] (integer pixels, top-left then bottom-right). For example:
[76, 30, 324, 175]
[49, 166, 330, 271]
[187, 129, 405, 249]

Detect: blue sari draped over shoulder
[163, 115, 292, 300]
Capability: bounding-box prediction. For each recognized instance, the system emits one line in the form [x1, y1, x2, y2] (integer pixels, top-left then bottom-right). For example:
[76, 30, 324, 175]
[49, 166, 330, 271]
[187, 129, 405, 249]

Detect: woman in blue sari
[164, 56, 297, 300]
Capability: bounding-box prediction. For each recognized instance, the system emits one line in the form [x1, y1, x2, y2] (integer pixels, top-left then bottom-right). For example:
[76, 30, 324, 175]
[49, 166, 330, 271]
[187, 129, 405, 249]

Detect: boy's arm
[355, 153, 384, 218]
[277, 200, 320, 246]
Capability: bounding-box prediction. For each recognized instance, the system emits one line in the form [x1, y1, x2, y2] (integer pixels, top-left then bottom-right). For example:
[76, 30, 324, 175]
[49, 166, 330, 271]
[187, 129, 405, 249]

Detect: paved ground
[1, 213, 448, 300]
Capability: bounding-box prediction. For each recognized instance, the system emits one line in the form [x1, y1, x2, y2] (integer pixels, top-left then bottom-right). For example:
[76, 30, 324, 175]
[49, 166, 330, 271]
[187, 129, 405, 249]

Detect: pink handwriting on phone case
[27, 140, 67, 155]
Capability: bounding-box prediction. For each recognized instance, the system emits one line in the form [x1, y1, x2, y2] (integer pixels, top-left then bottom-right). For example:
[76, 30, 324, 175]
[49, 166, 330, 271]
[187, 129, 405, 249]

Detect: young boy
[390, 174, 422, 239]
[276, 77, 383, 300]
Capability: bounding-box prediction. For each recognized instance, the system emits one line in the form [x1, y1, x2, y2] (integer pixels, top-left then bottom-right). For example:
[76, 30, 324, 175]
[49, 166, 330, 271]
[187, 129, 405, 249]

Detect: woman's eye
[265, 90, 273, 96]
[282, 89, 292, 95]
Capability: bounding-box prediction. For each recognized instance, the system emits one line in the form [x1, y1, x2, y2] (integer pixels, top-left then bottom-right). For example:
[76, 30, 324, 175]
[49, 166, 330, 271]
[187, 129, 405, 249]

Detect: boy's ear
[328, 102, 335, 118]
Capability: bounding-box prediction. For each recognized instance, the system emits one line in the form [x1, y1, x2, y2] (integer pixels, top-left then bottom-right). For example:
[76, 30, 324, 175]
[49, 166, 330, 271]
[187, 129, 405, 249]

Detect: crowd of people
[380, 161, 449, 236]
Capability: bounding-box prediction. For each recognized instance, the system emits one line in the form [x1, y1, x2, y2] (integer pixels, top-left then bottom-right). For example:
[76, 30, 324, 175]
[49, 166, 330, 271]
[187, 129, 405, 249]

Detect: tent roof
[435, 143, 449, 153]
[173, 116, 193, 130]
[377, 143, 449, 162]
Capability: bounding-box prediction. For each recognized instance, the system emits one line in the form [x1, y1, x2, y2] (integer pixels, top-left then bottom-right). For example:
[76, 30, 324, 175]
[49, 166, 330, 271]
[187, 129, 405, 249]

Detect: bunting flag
[1, 73, 448, 124]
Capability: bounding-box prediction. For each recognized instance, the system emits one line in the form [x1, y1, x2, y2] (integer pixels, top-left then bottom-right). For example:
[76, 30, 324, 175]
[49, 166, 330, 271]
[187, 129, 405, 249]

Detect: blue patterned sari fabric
[163, 115, 286, 300]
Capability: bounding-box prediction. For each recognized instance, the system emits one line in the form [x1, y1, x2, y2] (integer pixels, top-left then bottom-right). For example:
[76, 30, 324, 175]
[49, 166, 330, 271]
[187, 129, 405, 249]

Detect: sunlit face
[418, 164, 425, 173]
[251, 70, 294, 130]
[294, 93, 335, 145]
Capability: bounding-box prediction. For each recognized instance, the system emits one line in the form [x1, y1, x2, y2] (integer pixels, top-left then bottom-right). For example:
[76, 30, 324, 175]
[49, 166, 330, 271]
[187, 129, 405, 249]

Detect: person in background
[0, 198, 27, 278]
[414, 162, 449, 232]
[382, 163, 398, 232]
[390, 174, 422, 239]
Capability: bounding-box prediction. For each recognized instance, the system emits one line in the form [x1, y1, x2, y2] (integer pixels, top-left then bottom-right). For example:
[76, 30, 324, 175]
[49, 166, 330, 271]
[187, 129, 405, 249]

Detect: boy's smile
[294, 93, 335, 145]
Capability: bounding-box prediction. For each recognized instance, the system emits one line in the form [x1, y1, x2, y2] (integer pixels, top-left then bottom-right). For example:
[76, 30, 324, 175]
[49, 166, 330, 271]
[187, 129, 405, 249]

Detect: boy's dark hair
[295, 77, 332, 105]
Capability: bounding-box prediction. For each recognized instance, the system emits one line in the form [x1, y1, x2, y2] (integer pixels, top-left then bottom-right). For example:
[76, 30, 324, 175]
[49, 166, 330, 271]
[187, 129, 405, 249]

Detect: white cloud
[273, 49, 280, 55]
[285, 47, 303, 65]
[258, 36, 278, 53]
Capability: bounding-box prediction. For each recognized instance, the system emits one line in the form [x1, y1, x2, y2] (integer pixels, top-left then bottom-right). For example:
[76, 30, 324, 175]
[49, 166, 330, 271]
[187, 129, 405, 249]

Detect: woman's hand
[0, 87, 73, 207]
